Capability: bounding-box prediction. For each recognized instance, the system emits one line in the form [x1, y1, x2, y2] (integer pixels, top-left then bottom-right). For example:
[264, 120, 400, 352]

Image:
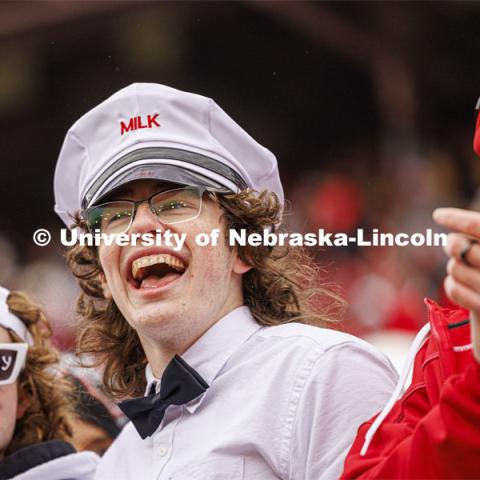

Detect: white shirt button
[157, 445, 168, 457]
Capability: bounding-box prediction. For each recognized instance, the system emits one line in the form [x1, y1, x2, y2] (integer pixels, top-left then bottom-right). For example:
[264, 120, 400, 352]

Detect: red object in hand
[474, 100, 480, 157]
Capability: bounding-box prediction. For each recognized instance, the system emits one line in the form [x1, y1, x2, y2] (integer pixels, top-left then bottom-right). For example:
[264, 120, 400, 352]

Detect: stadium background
[1, 1, 479, 372]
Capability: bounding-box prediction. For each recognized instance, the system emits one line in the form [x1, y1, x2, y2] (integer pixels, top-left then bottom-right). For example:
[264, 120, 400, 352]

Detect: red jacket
[342, 299, 480, 479]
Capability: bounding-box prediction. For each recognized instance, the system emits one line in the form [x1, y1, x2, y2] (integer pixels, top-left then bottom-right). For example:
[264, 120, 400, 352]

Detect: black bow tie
[118, 355, 209, 439]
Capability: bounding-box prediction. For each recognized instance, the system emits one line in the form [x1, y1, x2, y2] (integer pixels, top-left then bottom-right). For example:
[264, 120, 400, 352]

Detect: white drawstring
[360, 322, 432, 456]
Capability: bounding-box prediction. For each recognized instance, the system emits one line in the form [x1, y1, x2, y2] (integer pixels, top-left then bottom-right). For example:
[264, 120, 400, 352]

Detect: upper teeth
[132, 254, 186, 281]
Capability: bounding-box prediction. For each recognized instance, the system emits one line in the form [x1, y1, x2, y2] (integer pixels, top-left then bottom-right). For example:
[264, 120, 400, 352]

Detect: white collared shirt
[95, 306, 397, 480]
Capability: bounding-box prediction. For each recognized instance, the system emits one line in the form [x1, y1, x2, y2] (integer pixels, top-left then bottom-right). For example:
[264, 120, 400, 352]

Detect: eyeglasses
[83, 186, 210, 235]
[0, 343, 28, 386]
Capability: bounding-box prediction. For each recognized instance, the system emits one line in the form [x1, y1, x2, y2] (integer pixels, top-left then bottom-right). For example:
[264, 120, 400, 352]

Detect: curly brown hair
[5, 291, 74, 456]
[66, 189, 346, 400]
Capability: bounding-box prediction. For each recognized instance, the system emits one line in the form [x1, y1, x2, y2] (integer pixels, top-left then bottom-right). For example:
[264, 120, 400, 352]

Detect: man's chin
[127, 304, 183, 334]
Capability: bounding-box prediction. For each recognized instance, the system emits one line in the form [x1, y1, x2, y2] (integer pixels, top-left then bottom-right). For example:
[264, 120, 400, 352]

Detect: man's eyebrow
[109, 187, 134, 199]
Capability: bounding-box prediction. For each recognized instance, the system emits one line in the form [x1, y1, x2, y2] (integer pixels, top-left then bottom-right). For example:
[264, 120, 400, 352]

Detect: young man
[54, 83, 398, 479]
[0, 286, 99, 479]
[341, 104, 480, 479]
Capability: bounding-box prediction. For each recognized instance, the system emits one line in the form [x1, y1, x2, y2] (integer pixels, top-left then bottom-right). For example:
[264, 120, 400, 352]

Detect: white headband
[0, 286, 32, 344]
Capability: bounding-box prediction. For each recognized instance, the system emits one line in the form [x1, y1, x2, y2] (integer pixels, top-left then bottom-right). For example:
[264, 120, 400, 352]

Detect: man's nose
[129, 203, 165, 234]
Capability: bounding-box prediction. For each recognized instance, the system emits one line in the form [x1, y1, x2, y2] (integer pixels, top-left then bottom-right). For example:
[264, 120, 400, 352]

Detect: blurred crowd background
[1, 1, 480, 374]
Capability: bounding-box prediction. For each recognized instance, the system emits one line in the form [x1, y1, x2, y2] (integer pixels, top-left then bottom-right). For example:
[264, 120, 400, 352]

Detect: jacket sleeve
[341, 360, 480, 479]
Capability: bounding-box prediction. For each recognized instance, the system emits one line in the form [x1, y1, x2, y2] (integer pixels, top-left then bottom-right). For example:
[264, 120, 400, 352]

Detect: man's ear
[16, 386, 29, 420]
[99, 272, 112, 299]
[232, 252, 253, 275]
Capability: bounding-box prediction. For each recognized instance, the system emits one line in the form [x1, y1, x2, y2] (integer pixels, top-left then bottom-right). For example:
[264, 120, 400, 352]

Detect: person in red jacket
[341, 106, 480, 479]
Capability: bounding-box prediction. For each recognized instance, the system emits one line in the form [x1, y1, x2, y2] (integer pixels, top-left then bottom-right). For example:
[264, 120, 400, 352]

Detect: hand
[433, 207, 480, 364]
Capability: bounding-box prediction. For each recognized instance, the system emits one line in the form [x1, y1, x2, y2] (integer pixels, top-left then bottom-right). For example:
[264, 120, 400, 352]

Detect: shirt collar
[144, 306, 261, 412]
[144, 363, 158, 396]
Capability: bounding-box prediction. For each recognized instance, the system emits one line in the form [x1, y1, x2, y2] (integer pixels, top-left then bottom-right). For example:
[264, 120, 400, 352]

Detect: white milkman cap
[54, 83, 284, 227]
[0, 287, 32, 344]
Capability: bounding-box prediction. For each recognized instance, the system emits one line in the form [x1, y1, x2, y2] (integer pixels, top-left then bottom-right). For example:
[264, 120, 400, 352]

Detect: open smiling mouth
[131, 254, 187, 290]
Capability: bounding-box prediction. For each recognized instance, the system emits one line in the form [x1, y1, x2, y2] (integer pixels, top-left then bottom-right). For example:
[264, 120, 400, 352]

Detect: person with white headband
[54, 83, 398, 479]
[341, 101, 480, 479]
[0, 286, 99, 480]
